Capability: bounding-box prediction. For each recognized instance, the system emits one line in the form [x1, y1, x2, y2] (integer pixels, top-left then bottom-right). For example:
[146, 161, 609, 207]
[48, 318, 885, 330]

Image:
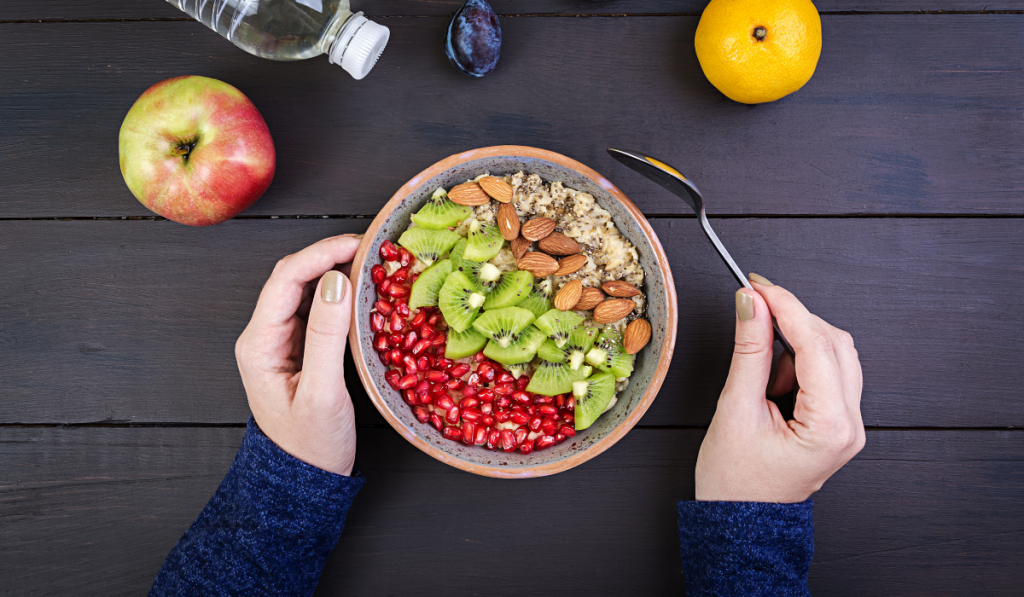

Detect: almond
[478, 176, 514, 203]
[574, 287, 605, 311]
[516, 252, 559, 277]
[511, 235, 531, 260]
[538, 232, 581, 256]
[601, 280, 641, 298]
[623, 319, 652, 355]
[554, 280, 583, 311]
[449, 182, 490, 206]
[593, 298, 635, 324]
[497, 203, 520, 241]
[554, 254, 587, 276]
[520, 217, 556, 241]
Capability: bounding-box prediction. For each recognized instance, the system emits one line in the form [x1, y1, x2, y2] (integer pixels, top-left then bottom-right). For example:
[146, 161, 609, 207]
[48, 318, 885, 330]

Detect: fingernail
[735, 291, 754, 321]
[748, 273, 773, 286]
[321, 270, 347, 303]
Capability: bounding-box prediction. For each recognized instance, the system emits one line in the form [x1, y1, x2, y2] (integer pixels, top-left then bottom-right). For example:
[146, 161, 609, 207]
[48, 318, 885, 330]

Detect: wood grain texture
[0, 15, 1020, 217]
[1, 218, 1020, 427]
[0, 427, 1021, 596]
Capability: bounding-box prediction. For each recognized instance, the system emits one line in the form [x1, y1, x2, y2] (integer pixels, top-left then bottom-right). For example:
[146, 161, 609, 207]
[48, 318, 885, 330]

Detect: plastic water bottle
[167, 0, 390, 80]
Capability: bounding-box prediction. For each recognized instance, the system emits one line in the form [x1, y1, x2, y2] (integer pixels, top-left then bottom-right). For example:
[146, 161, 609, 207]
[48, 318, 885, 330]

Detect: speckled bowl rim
[349, 146, 678, 478]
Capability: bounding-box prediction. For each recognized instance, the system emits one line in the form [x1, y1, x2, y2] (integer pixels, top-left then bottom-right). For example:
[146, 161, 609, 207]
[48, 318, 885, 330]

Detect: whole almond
[478, 176, 514, 203]
[601, 280, 641, 298]
[497, 203, 520, 241]
[623, 319, 652, 355]
[516, 252, 559, 277]
[553, 280, 582, 311]
[593, 298, 635, 324]
[511, 235, 531, 260]
[554, 254, 587, 276]
[538, 232, 581, 256]
[574, 287, 605, 311]
[521, 217, 556, 241]
[449, 182, 490, 206]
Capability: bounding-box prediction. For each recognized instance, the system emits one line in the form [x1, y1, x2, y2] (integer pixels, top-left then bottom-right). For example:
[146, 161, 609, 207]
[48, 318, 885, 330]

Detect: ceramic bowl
[349, 146, 677, 478]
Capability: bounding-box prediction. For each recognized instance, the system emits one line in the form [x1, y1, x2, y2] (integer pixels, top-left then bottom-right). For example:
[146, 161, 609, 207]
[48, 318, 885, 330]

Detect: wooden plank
[3, 1, 1021, 21]
[0, 15, 1020, 217]
[1, 217, 1021, 427]
[0, 427, 1020, 596]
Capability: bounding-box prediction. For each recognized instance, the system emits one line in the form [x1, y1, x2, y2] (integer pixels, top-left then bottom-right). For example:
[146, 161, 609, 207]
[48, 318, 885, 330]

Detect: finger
[812, 315, 863, 412]
[720, 288, 775, 411]
[768, 351, 797, 396]
[297, 270, 353, 401]
[251, 235, 361, 329]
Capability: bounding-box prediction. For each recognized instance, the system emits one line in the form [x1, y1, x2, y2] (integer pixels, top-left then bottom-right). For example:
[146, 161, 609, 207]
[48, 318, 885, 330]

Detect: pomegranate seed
[389, 349, 403, 365]
[416, 356, 430, 371]
[538, 405, 558, 416]
[560, 425, 576, 437]
[374, 300, 393, 316]
[446, 407, 460, 425]
[436, 395, 454, 411]
[430, 382, 447, 396]
[494, 383, 514, 397]
[487, 429, 501, 449]
[566, 396, 576, 411]
[370, 312, 385, 333]
[420, 326, 436, 341]
[384, 370, 401, 391]
[399, 247, 413, 267]
[412, 339, 432, 355]
[413, 406, 430, 423]
[529, 416, 543, 432]
[378, 278, 392, 295]
[462, 421, 476, 445]
[434, 358, 452, 371]
[450, 363, 471, 378]
[389, 284, 409, 299]
[395, 301, 410, 318]
[474, 425, 488, 446]
[477, 388, 495, 402]
[516, 376, 530, 391]
[398, 374, 417, 390]
[533, 395, 554, 405]
[495, 396, 512, 409]
[467, 372, 481, 387]
[403, 389, 418, 406]
[482, 415, 495, 427]
[402, 354, 418, 375]
[478, 363, 495, 382]
[419, 393, 434, 405]
[514, 428, 528, 445]
[512, 391, 532, 406]
[460, 397, 480, 409]
[519, 440, 534, 455]
[555, 432, 567, 444]
[430, 413, 444, 431]
[411, 273, 419, 284]
[425, 370, 448, 383]
[462, 385, 478, 399]
[427, 313, 440, 326]
[480, 402, 493, 415]
[446, 378, 464, 391]
[497, 371, 515, 384]
[378, 352, 390, 365]
[410, 310, 426, 327]
[556, 395, 566, 409]
[535, 435, 556, 451]
[389, 333, 403, 348]
[374, 332, 389, 353]
[380, 240, 399, 261]
[527, 405, 537, 416]
[542, 418, 557, 436]
[471, 351, 486, 363]
[443, 426, 461, 442]
[392, 267, 409, 284]
[431, 333, 447, 346]
[371, 264, 386, 284]
[511, 411, 530, 426]
[403, 330, 418, 351]
[501, 430, 517, 452]
[415, 379, 430, 396]
[495, 409, 511, 423]
[389, 312, 404, 333]
[563, 412, 575, 425]
[462, 408, 483, 422]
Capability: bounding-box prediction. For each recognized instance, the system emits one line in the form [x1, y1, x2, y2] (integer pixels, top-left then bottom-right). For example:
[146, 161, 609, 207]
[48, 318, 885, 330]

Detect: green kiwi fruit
[471, 306, 535, 348]
[445, 327, 489, 360]
[439, 271, 487, 333]
[483, 325, 545, 366]
[463, 220, 505, 262]
[408, 259, 453, 309]
[572, 372, 617, 430]
[526, 360, 592, 396]
[482, 270, 534, 310]
[534, 308, 585, 348]
[449, 237, 468, 272]
[411, 187, 472, 230]
[505, 363, 529, 379]
[585, 328, 635, 378]
[537, 325, 598, 370]
[397, 227, 461, 266]
[516, 278, 554, 319]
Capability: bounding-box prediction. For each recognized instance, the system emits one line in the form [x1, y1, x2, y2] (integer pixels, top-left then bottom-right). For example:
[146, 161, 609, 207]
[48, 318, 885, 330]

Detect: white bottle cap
[329, 13, 390, 80]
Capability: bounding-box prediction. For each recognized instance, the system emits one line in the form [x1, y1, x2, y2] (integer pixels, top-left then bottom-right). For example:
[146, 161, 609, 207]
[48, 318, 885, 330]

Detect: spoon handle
[698, 212, 795, 357]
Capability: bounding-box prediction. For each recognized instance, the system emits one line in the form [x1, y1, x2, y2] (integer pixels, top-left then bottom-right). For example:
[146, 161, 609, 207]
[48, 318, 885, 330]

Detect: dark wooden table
[2, 1, 1023, 595]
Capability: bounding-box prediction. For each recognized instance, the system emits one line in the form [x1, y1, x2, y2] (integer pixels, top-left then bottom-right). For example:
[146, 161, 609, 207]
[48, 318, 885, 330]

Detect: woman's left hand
[235, 234, 362, 476]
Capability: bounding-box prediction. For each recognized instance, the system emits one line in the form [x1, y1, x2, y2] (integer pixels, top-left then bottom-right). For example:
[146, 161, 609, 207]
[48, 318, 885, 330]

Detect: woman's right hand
[695, 274, 865, 503]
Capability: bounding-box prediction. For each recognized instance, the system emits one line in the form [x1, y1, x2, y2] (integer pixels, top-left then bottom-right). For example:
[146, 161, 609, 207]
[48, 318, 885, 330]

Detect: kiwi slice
[408, 259, 453, 309]
[463, 220, 505, 262]
[526, 360, 592, 396]
[585, 328, 635, 378]
[482, 270, 534, 310]
[573, 372, 618, 430]
[535, 309, 585, 348]
[397, 227, 461, 266]
[517, 278, 554, 319]
[537, 325, 598, 370]
[537, 339, 567, 364]
[445, 327, 489, 360]
[411, 187, 472, 230]
[483, 325, 545, 366]
[505, 363, 529, 379]
[471, 306, 535, 348]
[449, 237, 468, 272]
[439, 271, 487, 333]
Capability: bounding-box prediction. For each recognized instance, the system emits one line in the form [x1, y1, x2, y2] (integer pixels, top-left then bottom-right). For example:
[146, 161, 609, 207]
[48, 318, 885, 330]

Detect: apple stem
[171, 139, 198, 159]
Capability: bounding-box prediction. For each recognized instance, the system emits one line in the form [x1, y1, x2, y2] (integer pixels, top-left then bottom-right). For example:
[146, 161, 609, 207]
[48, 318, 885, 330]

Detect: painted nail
[321, 270, 347, 303]
[735, 291, 754, 321]
[748, 273, 773, 286]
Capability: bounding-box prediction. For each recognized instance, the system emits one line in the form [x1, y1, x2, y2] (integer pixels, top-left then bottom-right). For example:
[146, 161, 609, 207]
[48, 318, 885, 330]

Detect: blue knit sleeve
[677, 500, 814, 597]
[149, 417, 365, 597]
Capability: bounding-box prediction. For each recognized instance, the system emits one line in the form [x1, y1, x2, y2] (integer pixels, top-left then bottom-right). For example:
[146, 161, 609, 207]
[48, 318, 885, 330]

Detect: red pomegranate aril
[436, 395, 454, 411]
[474, 425, 488, 445]
[370, 312, 385, 333]
[481, 414, 495, 427]
[430, 382, 447, 396]
[462, 385, 478, 399]
[436, 358, 453, 371]
[477, 363, 496, 382]
[430, 413, 444, 432]
[427, 313, 440, 326]
[565, 396, 576, 411]
[450, 363, 471, 378]
[446, 379, 464, 392]
[466, 372, 481, 387]
[414, 379, 431, 396]
[399, 247, 413, 268]
[374, 332, 389, 353]
[389, 284, 409, 299]
[515, 376, 530, 391]
[371, 264, 386, 284]
[402, 354, 418, 375]
[511, 411, 530, 426]
[460, 397, 479, 409]
[388, 333, 402, 347]
[374, 300, 393, 316]
[403, 330, 418, 351]
[392, 267, 409, 284]
[424, 370, 448, 384]
[527, 405, 537, 416]
[411, 339, 432, 355]
[480, 402, 493, 415]
[416, 356, 430, 371]
[402, 389, 417, 406]
[542, 418, 558, 436]
[563, 412, 575, 425]
[529, 416, 543, 432]
[555, 432, 567, 444]
[495, 396, 512, 409]
[431, 333, 446, 347]
[419, 326, 436, 341]
[471, 351, 486, 363]
[501, 430, 517, 452]
[380, 240, 399, 261]
[461, 408, 482, 422]
[560, 425, 577, 437]
[533, 395, 554, 405]
[413, 406, 430, 423]
[446, 407, 460, 425]
[378, 277, 392, 294]
[519, 440, 534, 455]
[389, 312, 404, 333]
[389, 349, 403, 365]
[514, 428, 528, 445]
[410, 309, 426, 327]
[462, 421, 476, 445]
[384, 370, 401, 391]
[487, 429, 501, 450]
[378, 351, 390, 365]
[419, 393, 434, 405]
[538, 405, 558, 416]
[395, 301, 410, 318]
[535, 435, 556, 451]
[497, 371, 515, 384]
[512, 391, 531, 406]
[494, 382, 514, 397]
[443, 426, 461, 442]
[398, 374, 417, 390]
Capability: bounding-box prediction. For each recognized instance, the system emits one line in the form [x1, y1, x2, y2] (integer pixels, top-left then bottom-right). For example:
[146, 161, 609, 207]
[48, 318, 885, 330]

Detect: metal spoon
[607, 148, 794, 356]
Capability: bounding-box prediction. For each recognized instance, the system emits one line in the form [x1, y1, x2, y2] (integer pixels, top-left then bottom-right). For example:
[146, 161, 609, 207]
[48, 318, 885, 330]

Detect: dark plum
[445, 0, 501, 77]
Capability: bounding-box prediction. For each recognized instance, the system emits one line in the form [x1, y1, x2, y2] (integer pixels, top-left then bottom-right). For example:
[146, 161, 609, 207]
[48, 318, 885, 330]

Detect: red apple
[118, 76, 275, 226]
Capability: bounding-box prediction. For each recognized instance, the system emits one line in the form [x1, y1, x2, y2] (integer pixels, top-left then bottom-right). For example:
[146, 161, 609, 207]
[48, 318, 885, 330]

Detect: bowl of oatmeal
[349, 146, 677, 478]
